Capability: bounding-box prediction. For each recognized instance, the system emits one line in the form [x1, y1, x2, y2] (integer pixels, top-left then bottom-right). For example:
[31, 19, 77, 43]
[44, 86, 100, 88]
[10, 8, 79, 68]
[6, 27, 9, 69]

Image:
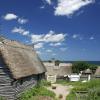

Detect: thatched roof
[0, 37, 46, 79]
[95, 67, 100, 75]
[43, 62, 72, 77]
[84, 68, 92, 74]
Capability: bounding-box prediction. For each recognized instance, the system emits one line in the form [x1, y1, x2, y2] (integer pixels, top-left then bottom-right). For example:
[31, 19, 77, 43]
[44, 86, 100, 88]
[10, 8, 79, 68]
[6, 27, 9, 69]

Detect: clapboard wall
[0, 55, 41, 100]
[0, 55, 15, 100]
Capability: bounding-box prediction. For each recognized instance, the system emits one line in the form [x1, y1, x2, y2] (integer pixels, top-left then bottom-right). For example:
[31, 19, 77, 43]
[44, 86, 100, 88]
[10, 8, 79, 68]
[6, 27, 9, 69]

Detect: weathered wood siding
[0, 56, 15, 100]
[0, 67, 37, 100]
[0, 37, 46, 100]
[0, 56, 37, 100]
[15, 76, 37, 96]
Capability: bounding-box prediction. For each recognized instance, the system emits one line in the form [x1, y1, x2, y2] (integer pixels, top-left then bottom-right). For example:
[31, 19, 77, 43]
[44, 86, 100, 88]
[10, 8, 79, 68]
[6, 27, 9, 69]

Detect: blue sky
[0, 0, 100, 61]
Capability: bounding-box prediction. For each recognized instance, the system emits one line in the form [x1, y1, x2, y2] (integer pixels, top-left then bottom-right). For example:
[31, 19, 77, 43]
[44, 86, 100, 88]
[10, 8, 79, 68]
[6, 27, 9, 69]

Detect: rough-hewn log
[0, 66, 42, 100]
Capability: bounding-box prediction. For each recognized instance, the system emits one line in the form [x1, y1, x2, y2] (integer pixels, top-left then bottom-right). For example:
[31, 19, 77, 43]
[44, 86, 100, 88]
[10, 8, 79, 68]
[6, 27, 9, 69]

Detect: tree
[72, 61, 90, 73]
[89, 64, 97, 74]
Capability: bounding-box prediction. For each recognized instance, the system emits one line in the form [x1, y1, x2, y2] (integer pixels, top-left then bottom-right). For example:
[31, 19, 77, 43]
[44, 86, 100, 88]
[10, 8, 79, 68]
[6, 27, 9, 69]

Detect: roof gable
[0, 38, 46, 79]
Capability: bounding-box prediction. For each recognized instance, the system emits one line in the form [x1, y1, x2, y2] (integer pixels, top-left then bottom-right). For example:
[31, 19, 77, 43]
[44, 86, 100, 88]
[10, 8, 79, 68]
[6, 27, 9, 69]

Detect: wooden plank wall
[0, 66, 16, 100]
[0, 56, 42, 100]
[0, 66, 37, 100]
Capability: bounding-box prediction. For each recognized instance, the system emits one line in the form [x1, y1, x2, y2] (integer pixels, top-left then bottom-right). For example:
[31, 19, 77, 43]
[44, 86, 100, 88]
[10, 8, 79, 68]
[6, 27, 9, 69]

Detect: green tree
[89, 64, 97, 74]
[72, 61, 90, 73]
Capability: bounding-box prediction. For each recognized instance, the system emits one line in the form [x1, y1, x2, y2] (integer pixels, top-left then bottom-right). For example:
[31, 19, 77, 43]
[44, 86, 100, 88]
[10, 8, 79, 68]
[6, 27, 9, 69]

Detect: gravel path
[46, 84, 73, 100]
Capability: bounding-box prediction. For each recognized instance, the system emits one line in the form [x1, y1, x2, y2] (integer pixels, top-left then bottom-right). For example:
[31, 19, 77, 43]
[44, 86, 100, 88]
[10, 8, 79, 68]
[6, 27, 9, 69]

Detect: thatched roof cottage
[83, 68, 92, 74]
[43, 60, 72, 78]
[0, 37, 46, 100]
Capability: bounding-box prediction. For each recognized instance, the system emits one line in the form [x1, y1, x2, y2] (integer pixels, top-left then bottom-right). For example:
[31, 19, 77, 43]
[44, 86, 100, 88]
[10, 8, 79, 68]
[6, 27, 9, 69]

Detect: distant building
[43, 60, 72, 78]
[68, 74, 80, 82]
[0, 37, 46, 100]
[95, 66, 100, 77]
[83, 68, 92, 75]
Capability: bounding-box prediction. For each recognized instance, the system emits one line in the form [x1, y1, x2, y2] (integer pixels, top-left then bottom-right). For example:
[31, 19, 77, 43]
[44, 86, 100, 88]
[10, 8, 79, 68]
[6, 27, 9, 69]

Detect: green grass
[19, 82, 56, 100]
[56, 79, 68, 85]
[87, 87, 100, 100]
[40, 79, 51, 87]
[66, 91, 76, 100]
[47, 79, 100, 100]
[56, 79, 82, 86]
[0, 97, 5, 100]
[29, 96, 51, 100]
[66, 79, 100, 100]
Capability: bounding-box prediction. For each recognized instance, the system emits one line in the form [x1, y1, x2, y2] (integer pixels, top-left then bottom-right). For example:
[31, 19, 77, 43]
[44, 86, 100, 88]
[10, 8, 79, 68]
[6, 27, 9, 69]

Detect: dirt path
[46, 84, 73, 100]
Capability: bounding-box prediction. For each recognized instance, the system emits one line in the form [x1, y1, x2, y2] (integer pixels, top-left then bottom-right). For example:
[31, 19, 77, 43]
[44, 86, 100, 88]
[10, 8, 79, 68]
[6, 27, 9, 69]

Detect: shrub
[37, 87, 55, 97]
[66, 79, 100, 100]
[66, 91, 76, 100]
[40, 79, 51, 87]
[19, 85, 56, 100]
[87, 87, 100, 100]
[72, 61, 90, 73]
[0, 97, 5, 100]
[72, 79, 100, 91]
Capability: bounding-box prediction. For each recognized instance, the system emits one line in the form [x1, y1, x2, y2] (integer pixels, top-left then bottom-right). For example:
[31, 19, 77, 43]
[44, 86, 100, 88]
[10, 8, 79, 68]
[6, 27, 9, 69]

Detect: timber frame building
[0, 37, 46, 100]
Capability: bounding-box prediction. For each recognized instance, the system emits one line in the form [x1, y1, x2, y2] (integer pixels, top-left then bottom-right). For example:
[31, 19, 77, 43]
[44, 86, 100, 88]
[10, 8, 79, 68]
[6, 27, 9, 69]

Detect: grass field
[66, 79, 100, 100]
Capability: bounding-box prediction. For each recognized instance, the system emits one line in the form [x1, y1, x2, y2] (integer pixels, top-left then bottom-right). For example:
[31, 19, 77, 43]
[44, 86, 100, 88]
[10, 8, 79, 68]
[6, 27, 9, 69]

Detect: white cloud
[50, 42, 61, 46]
[36, 51, 41, 55]
[18, 18, 28, 24]
[90, 36, 94, 40]
[40, 6, 45, 9]
[31, 34, 44, 43]
[72, 34, 83, 40]
[60, 47, 68, 51]
[3, 13, 28, 24]
[31, 30, 66, 43]
[11, 27, 29, 36]
[23, 31, 30, 35]
[72, 34, 79, 39]
[12, 27, 24, 33]
[45, 0, 52, 5]
[3, 13, 18, 20]
[44, 30, 66, 42]
[46, 49, 52, 52]
[25, 40, 30, 43]
[76, 10, 84, 16]
[55, 0, 94, 16]
[34, 43, 44, 49]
